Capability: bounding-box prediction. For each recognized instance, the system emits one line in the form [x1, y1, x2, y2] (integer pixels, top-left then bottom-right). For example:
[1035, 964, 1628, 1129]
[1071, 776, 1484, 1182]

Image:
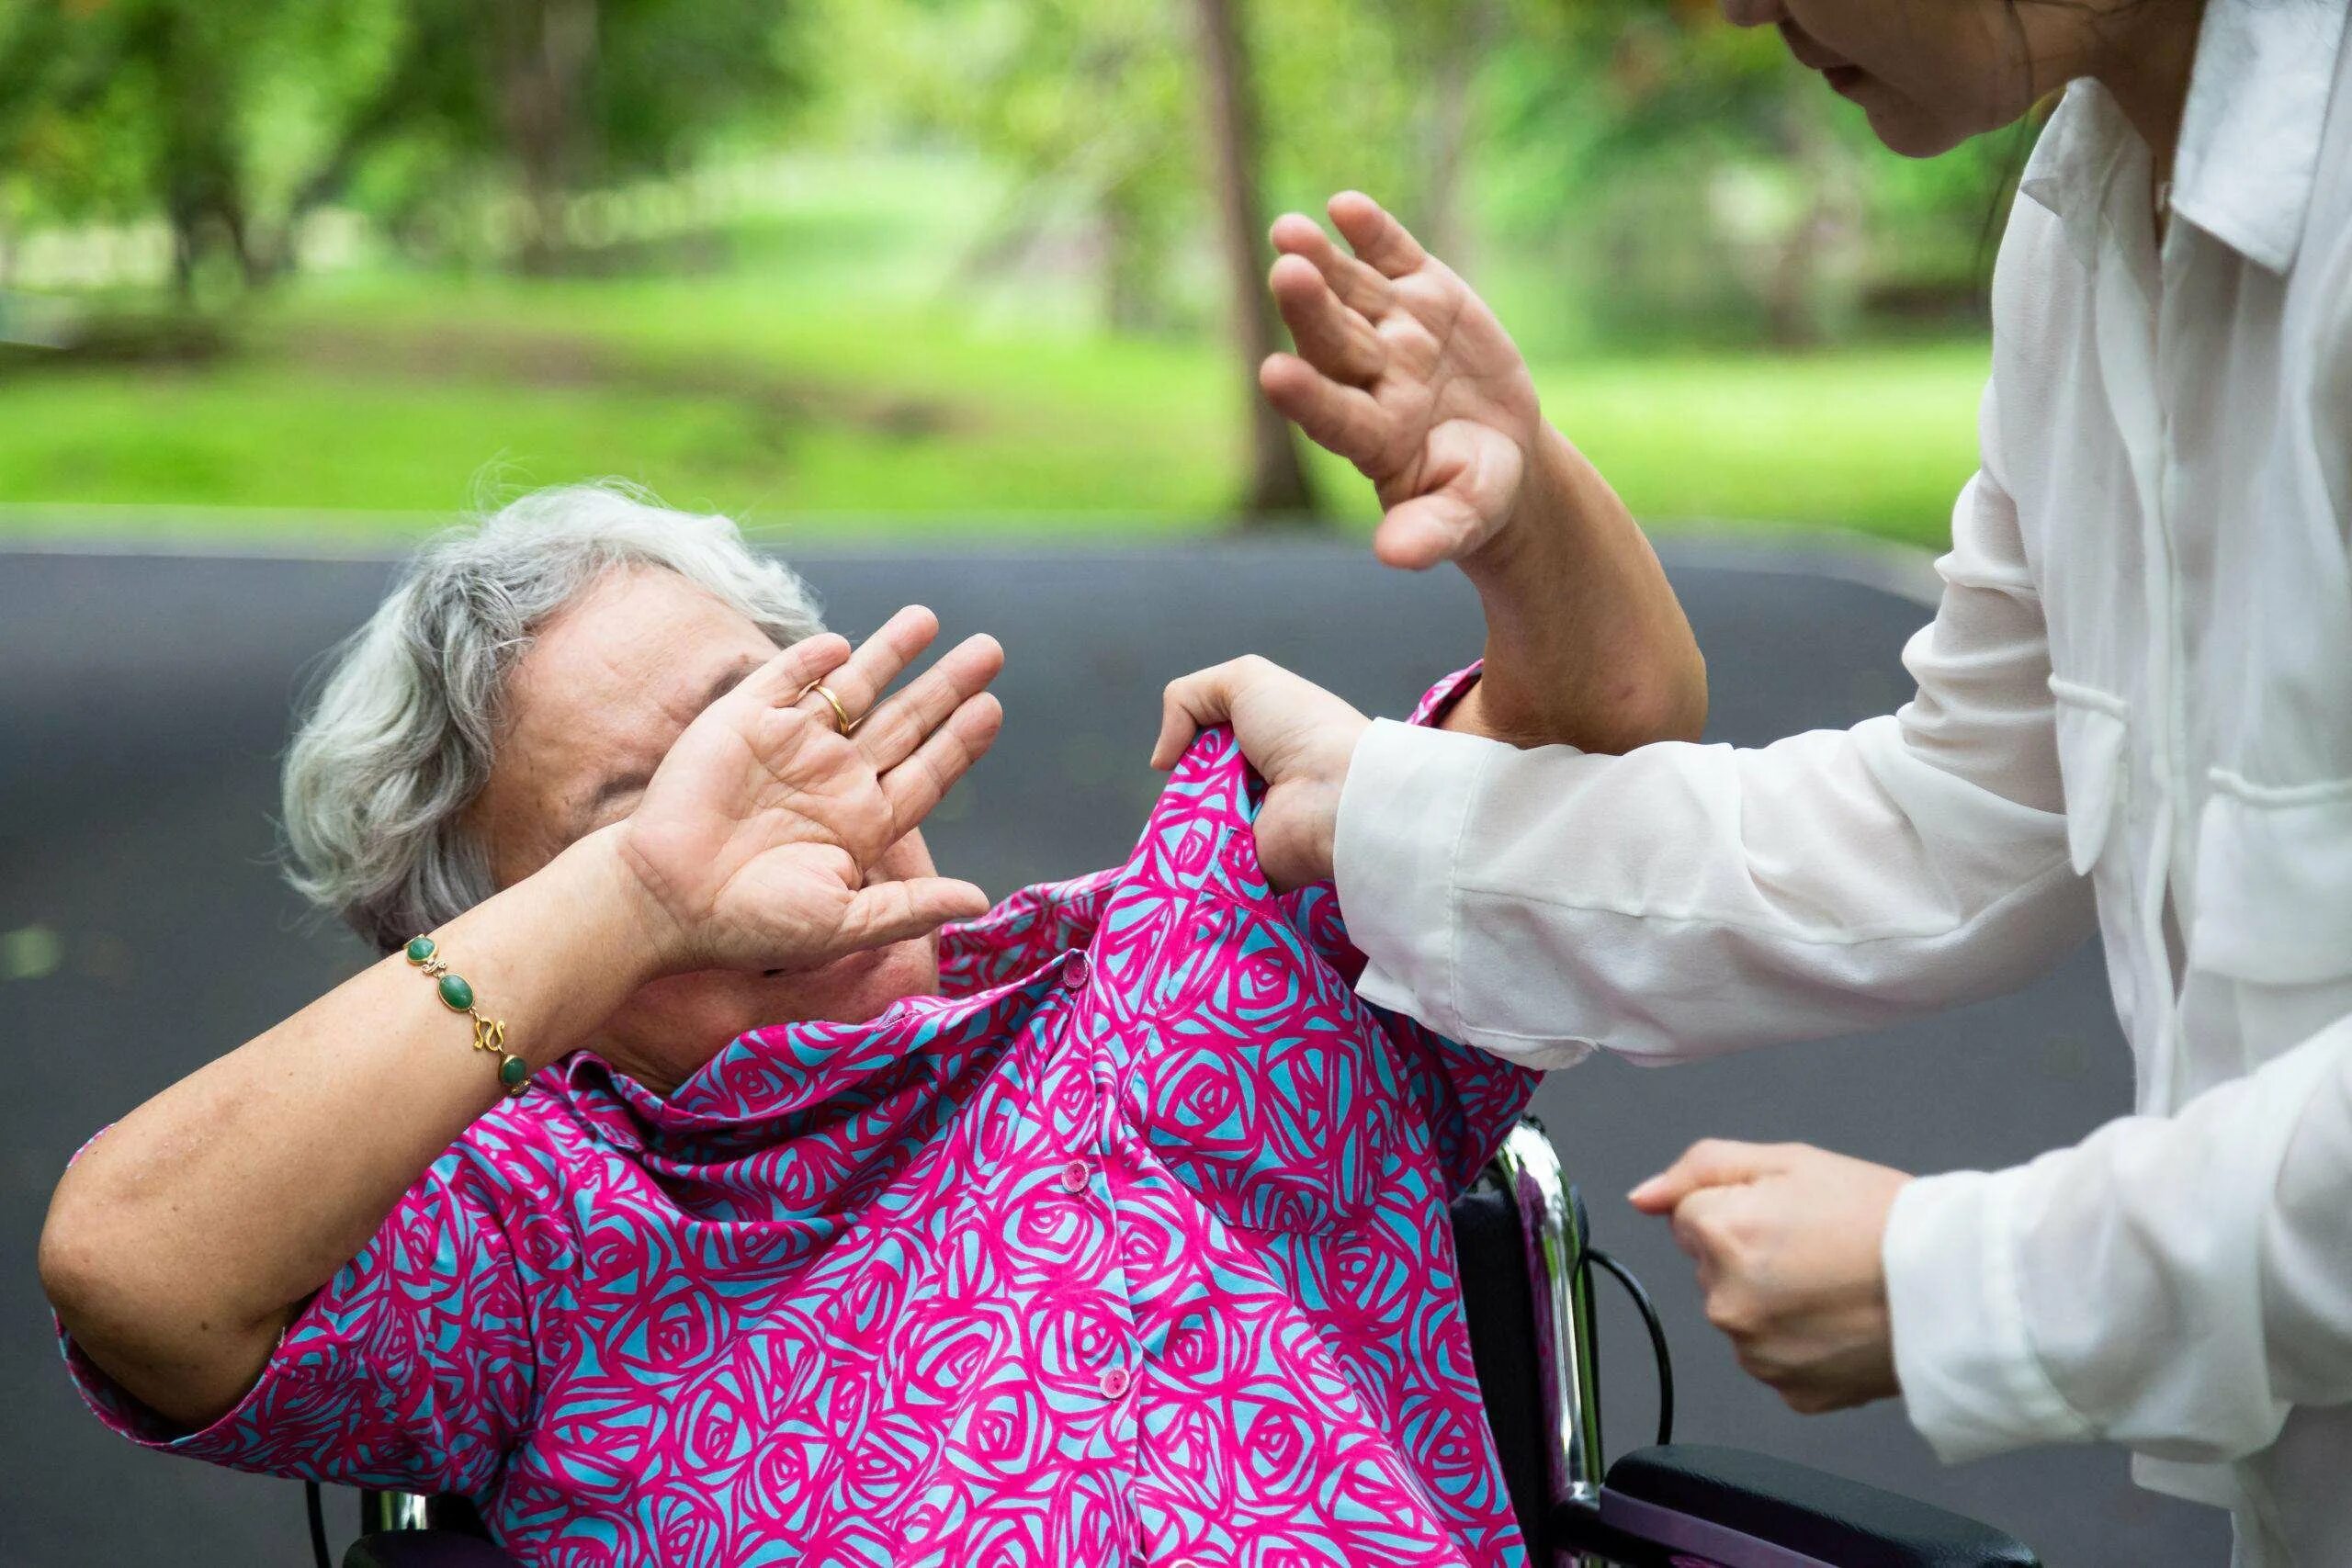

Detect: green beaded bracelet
[404, 936, 530, 1097]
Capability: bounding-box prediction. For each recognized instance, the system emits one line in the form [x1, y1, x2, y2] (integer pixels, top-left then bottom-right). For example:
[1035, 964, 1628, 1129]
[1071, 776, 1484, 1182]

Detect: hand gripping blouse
[63, 671, 1542, 1568]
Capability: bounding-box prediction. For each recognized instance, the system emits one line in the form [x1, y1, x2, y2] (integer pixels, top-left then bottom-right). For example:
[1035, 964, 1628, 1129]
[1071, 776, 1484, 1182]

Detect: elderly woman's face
[468, 566, 946, 1089]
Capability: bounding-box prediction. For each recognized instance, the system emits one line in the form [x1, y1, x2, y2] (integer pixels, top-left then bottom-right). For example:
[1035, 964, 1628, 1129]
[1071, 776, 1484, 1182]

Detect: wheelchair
[319, 1118, 2038, 1568]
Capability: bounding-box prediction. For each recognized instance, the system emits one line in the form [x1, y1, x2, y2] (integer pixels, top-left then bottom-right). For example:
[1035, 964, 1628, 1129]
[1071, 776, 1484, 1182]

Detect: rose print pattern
[62, 669, 1539, 1567]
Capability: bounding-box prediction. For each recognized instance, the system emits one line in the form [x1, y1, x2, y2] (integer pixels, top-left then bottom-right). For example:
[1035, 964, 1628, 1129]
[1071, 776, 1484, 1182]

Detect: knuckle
[1714, 1227, 1763, 1276]
[1704, 1293, 1757, 1337]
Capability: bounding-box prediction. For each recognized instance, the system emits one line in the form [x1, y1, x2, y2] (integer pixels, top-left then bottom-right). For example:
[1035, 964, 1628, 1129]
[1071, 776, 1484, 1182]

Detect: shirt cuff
[1882, 1166, 2096, 1462]
[55, 1305, 314, 1464]
[1335, 715, 1488, 1043]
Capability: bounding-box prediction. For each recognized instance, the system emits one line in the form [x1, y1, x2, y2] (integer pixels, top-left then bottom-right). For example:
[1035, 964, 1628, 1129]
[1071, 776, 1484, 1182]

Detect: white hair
[282, 482, 826, 953]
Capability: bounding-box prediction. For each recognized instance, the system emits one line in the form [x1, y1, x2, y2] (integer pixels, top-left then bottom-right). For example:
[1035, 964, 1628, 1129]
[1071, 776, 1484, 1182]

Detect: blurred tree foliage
[796, 0, 2025, 348]
[799, 0, 1201, 332]
[0, 0, 800, 295]
[0, 0, 2030, 340]
[1476, 0, 2026, 347]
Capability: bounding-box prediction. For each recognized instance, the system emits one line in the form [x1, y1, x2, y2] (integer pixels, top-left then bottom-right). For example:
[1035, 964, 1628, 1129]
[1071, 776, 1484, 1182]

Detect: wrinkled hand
[1263, 191, 1544, 571]
[1630, 1140, 1913, 1415]
[1151, 656, 1370, 892]
[616, 606, 1004, 976]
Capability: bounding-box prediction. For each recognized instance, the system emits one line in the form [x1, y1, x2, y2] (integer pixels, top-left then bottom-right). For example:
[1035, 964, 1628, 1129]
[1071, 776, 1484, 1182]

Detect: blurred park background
[6, 5, 2248, 1563]
[0, 0, 2030, 545]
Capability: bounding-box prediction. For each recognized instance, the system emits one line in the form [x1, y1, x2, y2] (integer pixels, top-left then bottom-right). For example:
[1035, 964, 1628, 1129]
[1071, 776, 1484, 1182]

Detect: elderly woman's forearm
[1453, 424, 1707, 751]
[38, 827, 667, 1429]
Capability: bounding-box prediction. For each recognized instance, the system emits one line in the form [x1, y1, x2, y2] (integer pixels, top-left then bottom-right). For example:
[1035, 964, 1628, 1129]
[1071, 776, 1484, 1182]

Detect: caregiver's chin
[465, 562, 944, 1095]
[1723, 0, 2202, 164]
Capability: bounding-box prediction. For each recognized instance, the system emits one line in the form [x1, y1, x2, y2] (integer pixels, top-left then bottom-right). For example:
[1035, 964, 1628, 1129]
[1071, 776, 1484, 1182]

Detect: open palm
[1261, 192, 1544, 570]
[617, 608, 1004, 975]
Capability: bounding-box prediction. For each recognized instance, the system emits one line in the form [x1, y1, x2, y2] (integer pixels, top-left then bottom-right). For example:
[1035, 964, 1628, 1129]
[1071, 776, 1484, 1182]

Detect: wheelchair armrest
[1591, 1444, 2039, 1568]
[342, 1529, 523, 1568]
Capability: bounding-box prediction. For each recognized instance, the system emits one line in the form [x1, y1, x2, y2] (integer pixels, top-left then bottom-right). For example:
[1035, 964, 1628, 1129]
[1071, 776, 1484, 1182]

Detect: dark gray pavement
[0, 541, 2226, 1567]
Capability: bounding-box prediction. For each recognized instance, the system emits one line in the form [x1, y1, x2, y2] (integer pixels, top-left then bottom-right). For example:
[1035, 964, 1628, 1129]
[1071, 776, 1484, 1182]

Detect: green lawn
[0, 174, 1989, 549]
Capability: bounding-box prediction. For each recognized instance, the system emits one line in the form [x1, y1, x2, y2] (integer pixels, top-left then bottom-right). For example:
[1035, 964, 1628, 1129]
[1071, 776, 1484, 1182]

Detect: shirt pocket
[2189, 774, 2352, 987]
[1130, 829, 1396, 1236]
[2050, 676, 2133, 875]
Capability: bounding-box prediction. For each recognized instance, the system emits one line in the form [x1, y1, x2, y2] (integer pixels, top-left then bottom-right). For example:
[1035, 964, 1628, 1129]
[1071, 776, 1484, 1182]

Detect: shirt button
[1061, 953, 1091, 990]
[1099, 1364, 1131, 1399]
[1059, 1158, 1091, 1194]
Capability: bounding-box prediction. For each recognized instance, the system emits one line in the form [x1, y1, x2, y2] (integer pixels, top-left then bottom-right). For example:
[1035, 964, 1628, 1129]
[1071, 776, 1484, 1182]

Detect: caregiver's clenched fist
[1630, 1140, 1912, 1415]
[1152, 658, 1370, 892]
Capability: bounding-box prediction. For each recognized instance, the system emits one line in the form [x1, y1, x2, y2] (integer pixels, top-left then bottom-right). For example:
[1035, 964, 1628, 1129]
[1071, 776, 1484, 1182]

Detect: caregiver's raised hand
[1153, 657, 1369, 892]
[616, 606, 1004, 974]
[1264, 192, 1704, 754]
[1263, 192, 1540, 570]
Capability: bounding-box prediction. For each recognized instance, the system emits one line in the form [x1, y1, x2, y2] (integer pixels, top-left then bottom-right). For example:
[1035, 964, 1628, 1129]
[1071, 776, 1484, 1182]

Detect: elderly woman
[39, 481, 1702, 1567]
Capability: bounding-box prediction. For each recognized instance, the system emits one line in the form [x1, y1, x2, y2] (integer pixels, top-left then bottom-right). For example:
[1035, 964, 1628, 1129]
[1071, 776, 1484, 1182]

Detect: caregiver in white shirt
[1154, 1, 2352, 1562]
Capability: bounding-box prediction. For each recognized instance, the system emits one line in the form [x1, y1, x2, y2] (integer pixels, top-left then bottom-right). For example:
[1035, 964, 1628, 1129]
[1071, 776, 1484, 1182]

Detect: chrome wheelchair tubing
[1491, 1119, 1605, 1512]
[360, 1489, 435, 1535]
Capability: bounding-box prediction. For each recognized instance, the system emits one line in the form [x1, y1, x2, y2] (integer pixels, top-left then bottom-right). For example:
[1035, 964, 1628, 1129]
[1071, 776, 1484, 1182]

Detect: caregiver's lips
[1776, 19, 1863, 90]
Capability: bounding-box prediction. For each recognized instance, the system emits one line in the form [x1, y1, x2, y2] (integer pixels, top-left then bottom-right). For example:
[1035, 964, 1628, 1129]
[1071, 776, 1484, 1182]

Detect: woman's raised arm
[39, 614, 1001, 1430]
[1260, 191, 1705, 753]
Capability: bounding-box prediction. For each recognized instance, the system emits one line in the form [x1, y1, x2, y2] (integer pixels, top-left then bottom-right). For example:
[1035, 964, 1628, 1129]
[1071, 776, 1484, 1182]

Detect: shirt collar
[2018, 0, 2346, 276]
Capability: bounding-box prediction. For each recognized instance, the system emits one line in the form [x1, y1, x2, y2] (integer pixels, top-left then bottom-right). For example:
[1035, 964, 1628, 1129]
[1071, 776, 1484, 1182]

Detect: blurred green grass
[0, 160, 1988, 549]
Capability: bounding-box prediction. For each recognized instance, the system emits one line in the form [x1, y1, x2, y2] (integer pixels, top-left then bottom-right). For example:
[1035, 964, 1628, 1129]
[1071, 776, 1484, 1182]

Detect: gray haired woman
[40, 481, 1705, 1565]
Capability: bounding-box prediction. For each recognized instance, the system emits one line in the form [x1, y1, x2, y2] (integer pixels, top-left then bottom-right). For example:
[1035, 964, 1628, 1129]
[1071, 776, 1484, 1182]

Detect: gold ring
[796, 680, 861, 735]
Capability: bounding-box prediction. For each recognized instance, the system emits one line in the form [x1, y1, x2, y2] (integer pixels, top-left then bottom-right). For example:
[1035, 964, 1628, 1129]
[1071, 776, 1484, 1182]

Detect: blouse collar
[2019, 0, 2346, 276]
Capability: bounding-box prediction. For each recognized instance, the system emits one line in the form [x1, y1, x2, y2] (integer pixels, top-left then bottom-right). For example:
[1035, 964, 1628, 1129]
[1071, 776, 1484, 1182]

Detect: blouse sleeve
[1330, 377, 2093, 1068]
[1886, 1010, 2352, 1466]
[58, 1130, 546, 1495]
[1307, 663, 1542, 1193]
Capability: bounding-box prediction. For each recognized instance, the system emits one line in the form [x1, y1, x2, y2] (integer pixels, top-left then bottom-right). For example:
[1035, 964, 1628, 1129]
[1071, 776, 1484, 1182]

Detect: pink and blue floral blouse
[62, 668, 1541, 1566]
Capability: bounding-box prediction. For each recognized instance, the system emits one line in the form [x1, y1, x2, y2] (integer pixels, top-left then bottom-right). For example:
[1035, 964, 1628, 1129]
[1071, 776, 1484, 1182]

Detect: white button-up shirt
[1333, 6, 2352, 1562]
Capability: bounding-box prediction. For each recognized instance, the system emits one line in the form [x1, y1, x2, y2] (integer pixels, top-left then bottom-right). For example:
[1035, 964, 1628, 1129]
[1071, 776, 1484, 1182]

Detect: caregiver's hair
[282, 482, 827, 954]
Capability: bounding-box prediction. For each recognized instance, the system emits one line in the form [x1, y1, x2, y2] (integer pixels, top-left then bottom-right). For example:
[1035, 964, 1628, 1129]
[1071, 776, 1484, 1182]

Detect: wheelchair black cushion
[342, 1529, 518, 1568]
[1602, 1444, 2039, 1568]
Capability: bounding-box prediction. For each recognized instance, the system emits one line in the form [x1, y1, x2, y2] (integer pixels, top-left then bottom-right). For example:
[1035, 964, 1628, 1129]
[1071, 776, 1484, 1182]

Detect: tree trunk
[1762, 87, 1855, 348]
[1190, 0, 1318, 525]
[1421, 0, 1491, 276]
[1100, 188, 1159, 334]
[150, 5, 251, 303]
[492, 0, 600, 274]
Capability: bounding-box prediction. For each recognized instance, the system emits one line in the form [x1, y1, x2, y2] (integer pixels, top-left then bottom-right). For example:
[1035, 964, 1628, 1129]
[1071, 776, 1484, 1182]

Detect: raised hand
[1262, 191, 1544, 571]
[616, 606, 1005, 975]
